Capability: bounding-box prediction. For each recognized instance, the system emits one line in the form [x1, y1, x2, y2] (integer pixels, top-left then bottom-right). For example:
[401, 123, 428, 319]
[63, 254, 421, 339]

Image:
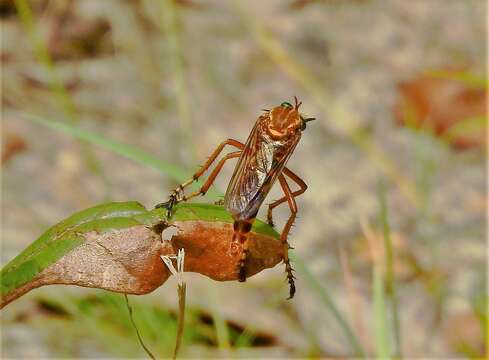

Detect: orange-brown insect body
[158, 97, 313, 298]
[224, 99, 306, 285]
[224, 103, 302, 221]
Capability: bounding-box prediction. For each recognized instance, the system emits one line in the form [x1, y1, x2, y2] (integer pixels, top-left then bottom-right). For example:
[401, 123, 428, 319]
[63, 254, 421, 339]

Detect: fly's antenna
[293, 96, 302, 110]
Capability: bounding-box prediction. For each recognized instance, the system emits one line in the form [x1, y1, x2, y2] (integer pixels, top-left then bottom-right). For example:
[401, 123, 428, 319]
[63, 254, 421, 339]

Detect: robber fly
[157, 97, 314, 299]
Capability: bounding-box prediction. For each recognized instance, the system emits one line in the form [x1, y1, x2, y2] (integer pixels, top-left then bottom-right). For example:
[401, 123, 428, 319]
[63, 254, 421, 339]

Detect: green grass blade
[292, 254, 366, 358]
[379, 181, 402, 357]
[372, 255, 390, 359]
[20, 112, 223, 198]
[207, 288, 231, 351]
[20, 112, 189, 182]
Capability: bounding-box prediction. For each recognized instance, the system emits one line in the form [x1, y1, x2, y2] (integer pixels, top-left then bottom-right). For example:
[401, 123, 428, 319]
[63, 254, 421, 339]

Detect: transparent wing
[224, 121, 300, 220]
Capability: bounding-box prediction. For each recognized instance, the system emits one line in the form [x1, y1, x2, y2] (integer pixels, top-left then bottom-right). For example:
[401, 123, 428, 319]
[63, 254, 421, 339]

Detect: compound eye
[281, 101, 293, 108]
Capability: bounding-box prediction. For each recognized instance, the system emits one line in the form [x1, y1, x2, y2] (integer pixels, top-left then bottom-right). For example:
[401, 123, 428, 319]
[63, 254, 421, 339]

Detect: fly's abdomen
[232, 219, 255, 281]
[232, 219, 253, 243]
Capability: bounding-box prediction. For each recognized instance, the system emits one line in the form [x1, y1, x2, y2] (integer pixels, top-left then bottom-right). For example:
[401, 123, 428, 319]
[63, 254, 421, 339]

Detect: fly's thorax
[258, 115, 302, 150]
[265, 105, 302, 140]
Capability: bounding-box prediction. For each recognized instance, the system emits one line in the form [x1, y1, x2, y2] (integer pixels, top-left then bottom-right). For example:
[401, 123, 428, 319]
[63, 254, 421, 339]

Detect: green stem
[379, 181, 402, 358]
[372, 259, 390, 359]
[207, 287, 231, 351]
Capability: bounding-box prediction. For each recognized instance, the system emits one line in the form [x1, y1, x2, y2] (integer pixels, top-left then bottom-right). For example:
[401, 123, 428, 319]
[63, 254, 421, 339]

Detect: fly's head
[263, 97, 315, 140]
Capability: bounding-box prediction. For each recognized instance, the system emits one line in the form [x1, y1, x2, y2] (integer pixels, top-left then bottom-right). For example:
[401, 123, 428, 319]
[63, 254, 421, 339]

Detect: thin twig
[124, 294, 156, 360]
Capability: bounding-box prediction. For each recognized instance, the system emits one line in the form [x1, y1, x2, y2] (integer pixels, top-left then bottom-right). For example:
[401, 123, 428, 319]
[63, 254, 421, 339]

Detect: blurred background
[1, 0, 487, 358]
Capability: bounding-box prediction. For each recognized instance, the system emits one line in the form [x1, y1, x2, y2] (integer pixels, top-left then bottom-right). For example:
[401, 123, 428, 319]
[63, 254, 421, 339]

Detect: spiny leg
[156, 139, 245, 216]
[277, 174, 299, 299]
[180, 151, 241, 202]
[267, 167, 307, 227]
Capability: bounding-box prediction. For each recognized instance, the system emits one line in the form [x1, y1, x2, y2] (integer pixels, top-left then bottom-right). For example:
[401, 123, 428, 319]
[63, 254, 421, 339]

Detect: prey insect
[157, 97, 314, 299]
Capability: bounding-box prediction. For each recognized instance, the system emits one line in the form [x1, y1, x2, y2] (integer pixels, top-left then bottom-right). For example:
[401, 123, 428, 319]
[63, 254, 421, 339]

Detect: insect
[157, 97, 314, 299]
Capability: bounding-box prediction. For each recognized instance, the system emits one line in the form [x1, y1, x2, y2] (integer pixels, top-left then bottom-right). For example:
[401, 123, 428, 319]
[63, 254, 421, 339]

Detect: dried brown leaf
[394, 70, 487, 150]
[1, 219, 283, 308]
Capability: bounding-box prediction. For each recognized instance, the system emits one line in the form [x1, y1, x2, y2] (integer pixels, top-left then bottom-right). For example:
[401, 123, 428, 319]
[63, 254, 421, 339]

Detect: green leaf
[1, 202, 278, 299]
[1, 202, 148, 297]
[2, 202, 146, 274]
[20, 112, 221, 198]
[152, 203, 278, 239]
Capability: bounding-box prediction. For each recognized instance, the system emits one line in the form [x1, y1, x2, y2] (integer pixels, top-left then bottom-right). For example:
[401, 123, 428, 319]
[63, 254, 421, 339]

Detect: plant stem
[372, 257, 390, 359]
[174, 283, 186, 359]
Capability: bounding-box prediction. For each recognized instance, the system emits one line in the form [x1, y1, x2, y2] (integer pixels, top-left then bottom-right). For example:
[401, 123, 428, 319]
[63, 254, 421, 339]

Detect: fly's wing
[224, 122, 300, 220]
[224, 121, 261, 217]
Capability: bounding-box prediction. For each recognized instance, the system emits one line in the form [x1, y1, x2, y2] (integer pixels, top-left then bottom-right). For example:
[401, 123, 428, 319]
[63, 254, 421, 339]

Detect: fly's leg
[156, 139, 245, 216]
[266, 169, 307, 298]
[275, 174, 302, 299]
[267, 168, 307, 227]
[179, 151, 241, 203]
